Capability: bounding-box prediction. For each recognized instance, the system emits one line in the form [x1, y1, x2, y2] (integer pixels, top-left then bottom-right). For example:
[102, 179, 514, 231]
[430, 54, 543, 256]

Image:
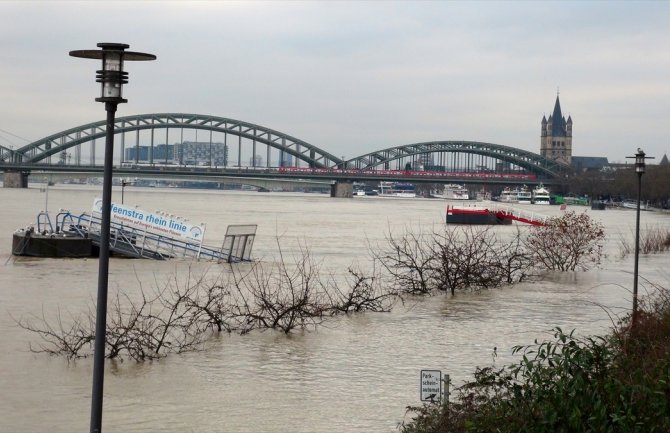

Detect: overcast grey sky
[1, 1, 668, 163]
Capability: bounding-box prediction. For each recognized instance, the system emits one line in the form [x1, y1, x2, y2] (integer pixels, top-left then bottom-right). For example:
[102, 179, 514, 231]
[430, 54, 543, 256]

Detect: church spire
[541, 91, 572, 165]
[551, 94, 566, 137]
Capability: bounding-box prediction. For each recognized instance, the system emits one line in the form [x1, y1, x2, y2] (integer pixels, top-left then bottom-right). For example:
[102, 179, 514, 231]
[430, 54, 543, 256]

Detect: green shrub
[401, 295, 670, 433]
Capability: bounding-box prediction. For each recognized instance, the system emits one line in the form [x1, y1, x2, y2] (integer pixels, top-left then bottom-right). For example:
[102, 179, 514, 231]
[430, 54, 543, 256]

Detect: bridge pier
[3, 171, 29, 188]
[330, 181, 353, 198]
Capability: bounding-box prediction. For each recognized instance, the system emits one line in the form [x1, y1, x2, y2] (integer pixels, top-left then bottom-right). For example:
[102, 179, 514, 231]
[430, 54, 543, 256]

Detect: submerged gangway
[36, 210, 256, 262]
[490, 203, 548, 226]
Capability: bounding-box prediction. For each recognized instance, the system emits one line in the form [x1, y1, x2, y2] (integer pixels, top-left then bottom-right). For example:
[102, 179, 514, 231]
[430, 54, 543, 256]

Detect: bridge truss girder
[346, 140, 571, 178]
[3, 115, 571, 181]
[0, 144, 20, 163]
[10, 113, 344, 168]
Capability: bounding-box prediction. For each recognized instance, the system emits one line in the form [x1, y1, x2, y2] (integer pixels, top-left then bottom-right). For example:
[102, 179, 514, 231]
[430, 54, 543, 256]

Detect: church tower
[541, 94, 572, 165]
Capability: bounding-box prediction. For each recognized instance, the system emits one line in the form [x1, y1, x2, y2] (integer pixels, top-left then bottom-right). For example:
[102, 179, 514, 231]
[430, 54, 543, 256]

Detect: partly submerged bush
[375, 212, 607, 297]
[524, 211, 605, 271]
[619, 224, 670, 258]
[401, 284, 670, 433]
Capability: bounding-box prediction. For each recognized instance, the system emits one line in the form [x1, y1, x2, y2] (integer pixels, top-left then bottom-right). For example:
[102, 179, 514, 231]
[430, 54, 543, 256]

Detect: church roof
[551, 95, 566, 137]
[571, 156, 608, 170]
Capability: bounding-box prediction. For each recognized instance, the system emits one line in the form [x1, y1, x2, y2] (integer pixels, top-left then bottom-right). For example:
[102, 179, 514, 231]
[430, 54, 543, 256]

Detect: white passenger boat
[517, 185, 532, 204]
[622, 200, 649, 210]
[379, 182, 416, 198]
[532, 184, 551, 205]
[431, 184, 469, 200]
[476, 189, 492, 201]
[499, 187, 519, 203]
[444, 184, 469, 200]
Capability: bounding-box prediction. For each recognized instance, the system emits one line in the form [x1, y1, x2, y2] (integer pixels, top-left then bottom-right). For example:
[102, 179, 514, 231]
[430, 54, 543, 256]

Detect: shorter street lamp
[69, 43, 155, 433]
[121, 179, 129, 204]
[626, 148, 654, 328]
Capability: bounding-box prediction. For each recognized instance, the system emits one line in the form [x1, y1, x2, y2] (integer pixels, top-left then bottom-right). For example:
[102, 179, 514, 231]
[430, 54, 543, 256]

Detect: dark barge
[446, 204, 547, 226]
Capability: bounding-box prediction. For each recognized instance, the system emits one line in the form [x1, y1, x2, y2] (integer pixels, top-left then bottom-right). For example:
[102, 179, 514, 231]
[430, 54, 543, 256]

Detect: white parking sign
[420, 370, 442, 401]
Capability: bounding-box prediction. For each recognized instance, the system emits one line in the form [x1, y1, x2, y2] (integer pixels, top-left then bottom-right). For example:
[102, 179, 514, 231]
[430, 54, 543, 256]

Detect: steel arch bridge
[0, 112, 571, 180]
[346, 140, 569, 178]
[4, 113, 343, 168]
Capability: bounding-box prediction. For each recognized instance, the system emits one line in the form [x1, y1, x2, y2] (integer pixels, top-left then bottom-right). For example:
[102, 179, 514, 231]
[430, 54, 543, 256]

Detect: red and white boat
[446, 204, 547, 226]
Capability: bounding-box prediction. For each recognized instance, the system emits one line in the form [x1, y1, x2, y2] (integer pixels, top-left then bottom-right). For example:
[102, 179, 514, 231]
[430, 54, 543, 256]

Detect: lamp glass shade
[101, 52, 123, 99]
[635, 153, 646, 173]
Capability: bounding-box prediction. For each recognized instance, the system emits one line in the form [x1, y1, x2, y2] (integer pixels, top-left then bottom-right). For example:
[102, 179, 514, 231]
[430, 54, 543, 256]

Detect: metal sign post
[443, 374, 450, 409]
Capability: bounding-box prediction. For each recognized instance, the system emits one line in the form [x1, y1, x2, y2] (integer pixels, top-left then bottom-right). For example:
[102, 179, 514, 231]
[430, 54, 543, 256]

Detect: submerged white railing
[38, 210, 256, 262]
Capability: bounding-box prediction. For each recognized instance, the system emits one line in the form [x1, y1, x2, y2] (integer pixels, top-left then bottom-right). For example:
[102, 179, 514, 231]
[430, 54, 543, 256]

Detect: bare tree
[185, 272, 238, 333]
[17, 239, 409, 362]
[325, 265, 399, 314]
[134, 276, 205, 359]
[19, 214, 607, 363]
[370, 226, 437, 295]
[524, 211, 605, 271]
[495, 227, 532, 284]
[368, 224, 533, 297]
[16, 307, 94, 360]
[430, 226, 529, 295]
[16, 276, 206, 362]
[228, 243, 331, 334]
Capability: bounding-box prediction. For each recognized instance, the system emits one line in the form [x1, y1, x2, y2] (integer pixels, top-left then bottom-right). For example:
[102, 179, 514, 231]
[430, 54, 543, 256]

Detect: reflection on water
[0, 185, 667, 433]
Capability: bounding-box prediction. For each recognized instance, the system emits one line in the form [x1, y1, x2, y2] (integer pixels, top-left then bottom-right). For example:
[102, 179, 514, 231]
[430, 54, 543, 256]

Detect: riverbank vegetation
[372, 211, 604, 296]
[16, 244, 396, 361]
[568, 162, 670, 208]
[18, 211, 605, 361]
[618, 224, 670, 258]
[399, 282, 670, 433]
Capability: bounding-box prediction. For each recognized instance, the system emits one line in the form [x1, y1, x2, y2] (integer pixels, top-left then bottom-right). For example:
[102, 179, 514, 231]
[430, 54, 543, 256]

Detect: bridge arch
[0, 144, 21, 164]
[3, 114, 571, 181]
[9, 113, 344, 168]
[346, 140, 570, 179]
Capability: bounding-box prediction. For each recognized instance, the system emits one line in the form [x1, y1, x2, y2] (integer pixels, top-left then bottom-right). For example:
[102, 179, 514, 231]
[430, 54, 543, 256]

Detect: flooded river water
[0, 184, 668, 433]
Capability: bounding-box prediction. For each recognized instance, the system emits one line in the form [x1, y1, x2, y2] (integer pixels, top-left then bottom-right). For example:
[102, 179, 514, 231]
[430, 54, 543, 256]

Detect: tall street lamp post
[69, 43, 155, 433]
[626, 148, 654, 328]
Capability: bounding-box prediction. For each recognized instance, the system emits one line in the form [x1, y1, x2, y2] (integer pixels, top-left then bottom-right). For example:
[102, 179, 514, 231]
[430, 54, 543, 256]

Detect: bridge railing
[45, 210, 256, 262]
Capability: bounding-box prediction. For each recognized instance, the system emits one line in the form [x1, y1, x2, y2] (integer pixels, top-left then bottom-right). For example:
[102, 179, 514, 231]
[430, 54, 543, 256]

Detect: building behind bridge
[541, 94, 612, 173]
[124, 141, 228, 166]
[541, 94, 573, 166]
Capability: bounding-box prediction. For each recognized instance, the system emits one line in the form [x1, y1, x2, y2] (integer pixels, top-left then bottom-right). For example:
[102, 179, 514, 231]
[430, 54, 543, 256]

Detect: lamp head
[635, 149, 646, 174]
[69, 43, 156, 104]
[626, 148, 654, 175]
